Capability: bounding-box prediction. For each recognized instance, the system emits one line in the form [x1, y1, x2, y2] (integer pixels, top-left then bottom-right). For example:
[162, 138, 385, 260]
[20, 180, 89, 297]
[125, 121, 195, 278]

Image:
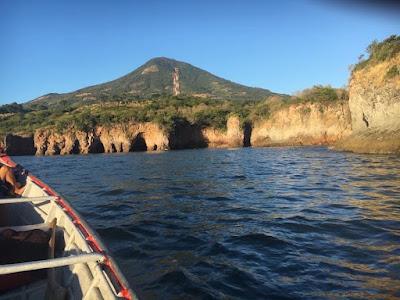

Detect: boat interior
[0, 163, 133, 300]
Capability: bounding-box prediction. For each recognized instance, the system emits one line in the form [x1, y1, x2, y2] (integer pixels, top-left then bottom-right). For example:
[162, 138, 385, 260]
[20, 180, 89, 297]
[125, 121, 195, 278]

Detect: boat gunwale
[0, 153, 135, 300]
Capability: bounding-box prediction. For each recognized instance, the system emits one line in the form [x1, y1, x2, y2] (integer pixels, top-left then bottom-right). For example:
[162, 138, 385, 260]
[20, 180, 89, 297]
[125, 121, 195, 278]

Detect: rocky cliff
[3, 134, 36, 156]
[335, 51, 400, 154]
[4, 116, 247, 155]
[33, 123, 169, 156]
[251, 101, 352, 147]
[202, 116, 247, 148]
[4, 105, 354, 156]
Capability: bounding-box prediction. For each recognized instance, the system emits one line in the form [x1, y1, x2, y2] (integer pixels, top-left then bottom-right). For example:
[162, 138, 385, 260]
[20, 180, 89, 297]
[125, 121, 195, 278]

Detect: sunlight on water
[15, 147, 400, 299]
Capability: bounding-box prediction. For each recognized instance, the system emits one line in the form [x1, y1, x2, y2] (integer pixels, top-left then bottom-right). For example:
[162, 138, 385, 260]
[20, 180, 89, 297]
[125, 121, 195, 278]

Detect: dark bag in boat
[13, 164, 28, 186]
[0, 181, 11, 198]
[0, 228, 51, 293]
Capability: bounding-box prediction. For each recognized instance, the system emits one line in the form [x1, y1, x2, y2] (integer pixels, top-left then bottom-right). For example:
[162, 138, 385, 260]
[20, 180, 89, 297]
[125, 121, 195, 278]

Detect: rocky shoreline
[2, 101, 352, 156]
[333, 50, 400, 154]
[2, 38, 399, 156]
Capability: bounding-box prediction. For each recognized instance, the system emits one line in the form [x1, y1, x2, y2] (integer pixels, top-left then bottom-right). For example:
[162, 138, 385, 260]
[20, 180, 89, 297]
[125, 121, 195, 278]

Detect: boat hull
[0, 154, 136, 300]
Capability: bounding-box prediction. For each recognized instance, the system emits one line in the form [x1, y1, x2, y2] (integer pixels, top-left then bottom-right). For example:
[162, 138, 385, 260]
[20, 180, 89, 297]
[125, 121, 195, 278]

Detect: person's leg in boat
[0, 165, 24, 196]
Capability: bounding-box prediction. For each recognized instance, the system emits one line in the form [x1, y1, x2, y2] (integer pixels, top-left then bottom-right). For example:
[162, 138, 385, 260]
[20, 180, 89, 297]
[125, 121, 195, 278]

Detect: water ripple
[14, 147, 400, 299]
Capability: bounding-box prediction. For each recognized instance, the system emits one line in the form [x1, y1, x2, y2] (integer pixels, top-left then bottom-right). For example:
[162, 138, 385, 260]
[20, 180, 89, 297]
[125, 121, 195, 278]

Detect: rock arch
[88, 137, 105, 153]
[130, 133, 147, 152]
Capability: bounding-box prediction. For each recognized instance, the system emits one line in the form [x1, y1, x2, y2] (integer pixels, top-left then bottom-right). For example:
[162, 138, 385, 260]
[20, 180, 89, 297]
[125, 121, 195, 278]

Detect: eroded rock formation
[201, 116, 247, 148]
[5, 106, 354, 156]
[32, 123, 169, 155]
[251, 101, 352, 147]
[335, 53, 400, 154]
[168, 119, 207, 150]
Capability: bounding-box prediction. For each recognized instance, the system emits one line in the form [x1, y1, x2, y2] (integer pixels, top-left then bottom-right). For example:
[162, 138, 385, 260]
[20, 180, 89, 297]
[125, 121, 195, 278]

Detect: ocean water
[14, 147, 400, 299]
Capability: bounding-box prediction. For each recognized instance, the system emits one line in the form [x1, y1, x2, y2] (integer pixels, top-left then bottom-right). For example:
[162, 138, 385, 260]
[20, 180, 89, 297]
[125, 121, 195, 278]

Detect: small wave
[156, 269, 188, 284]
[221, 207, 261, 215]
[206, 196, 232, 202]
[279, 195, 301, 202]
[137, 219, 189, 230]
[97, 188, 125, 196]
[217, 217, 254, 224]
[96, 227, 137, 240]
[97, 203, 134, 214]
[114, 247, 149, 259]
[226, 233, 292, 248]
[148, 269, 214, 299]
[279, 221, 318, 233]
[205, 242, 263, 264]
[128, 226, 159, 238]
[232, 175, 246, 180]
[162, 235, 206, 251]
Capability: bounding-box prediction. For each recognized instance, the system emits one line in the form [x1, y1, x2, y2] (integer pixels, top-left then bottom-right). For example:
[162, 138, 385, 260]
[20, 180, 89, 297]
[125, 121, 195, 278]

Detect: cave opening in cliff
[52, 145, 61, 155]
[71, 140, 80, 154]
[130, 133, 147, 152]
[88, 138, 105, 154]
[243, 122, 252, 147]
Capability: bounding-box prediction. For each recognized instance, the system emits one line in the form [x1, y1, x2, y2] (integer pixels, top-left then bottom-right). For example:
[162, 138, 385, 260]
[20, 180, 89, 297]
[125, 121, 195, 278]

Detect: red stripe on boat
[20, 167, 132, 299]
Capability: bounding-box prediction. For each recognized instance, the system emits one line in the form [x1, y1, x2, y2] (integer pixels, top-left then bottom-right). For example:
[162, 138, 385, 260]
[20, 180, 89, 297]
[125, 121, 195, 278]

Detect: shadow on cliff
[4, 134, 37, 156]
[130, 133, 148, 152]
[5, 119, 253, 155]
[243, 121, 252, 147]
[168, 118, 208, 150]
[88, 137, 105, 154]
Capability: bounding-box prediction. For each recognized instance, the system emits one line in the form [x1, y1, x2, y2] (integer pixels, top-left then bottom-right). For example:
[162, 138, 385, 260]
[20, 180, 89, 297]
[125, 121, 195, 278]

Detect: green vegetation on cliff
[386, 65, 400, 79]
[0, 102, 26, 114]
[353, 35, 400, 72]
[0, 56, 348, 138]
[248, 85, 347, 122]
[0, 96, 252, 135]
[0, 85, 345, 137]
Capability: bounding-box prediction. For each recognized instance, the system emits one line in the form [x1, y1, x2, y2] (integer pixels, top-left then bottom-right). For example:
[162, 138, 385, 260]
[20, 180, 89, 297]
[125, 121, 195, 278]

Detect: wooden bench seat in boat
[0, 224, 52, 293]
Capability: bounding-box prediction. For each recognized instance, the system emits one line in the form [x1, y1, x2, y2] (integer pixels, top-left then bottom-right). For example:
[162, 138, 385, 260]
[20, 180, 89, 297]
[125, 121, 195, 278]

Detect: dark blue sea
[14, 147, 400, 299]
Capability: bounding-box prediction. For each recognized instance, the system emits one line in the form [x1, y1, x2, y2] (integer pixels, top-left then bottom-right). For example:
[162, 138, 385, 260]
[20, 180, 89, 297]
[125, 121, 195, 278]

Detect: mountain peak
[139, 57, 179, 74]
[28, 58, 278, 107]
[146, 57, 177, 64]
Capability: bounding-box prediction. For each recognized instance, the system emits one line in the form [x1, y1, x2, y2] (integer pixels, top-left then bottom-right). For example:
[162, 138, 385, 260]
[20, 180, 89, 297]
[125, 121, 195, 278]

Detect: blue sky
[0, 0, 398, 104]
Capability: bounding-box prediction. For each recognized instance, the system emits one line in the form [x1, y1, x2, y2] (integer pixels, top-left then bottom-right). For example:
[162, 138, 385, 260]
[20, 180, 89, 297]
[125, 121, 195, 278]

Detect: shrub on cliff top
[0, 102, 27, 114]
[194, 109, 230, 130]
[295, 85, 342, 103]
[353, 35, 400, 72]
[386, 65, 400, 79]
